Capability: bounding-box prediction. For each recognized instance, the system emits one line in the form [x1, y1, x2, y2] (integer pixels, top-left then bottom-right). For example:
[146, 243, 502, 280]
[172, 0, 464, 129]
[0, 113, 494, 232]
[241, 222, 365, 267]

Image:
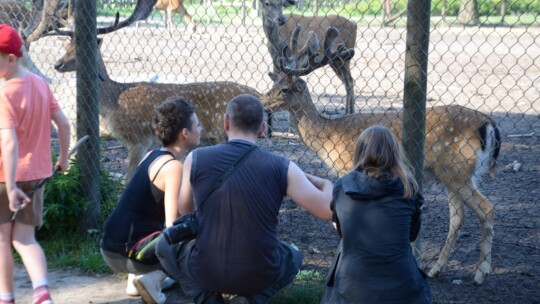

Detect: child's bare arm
[0, 128, 30, 211]
[51, 110, 71, 173]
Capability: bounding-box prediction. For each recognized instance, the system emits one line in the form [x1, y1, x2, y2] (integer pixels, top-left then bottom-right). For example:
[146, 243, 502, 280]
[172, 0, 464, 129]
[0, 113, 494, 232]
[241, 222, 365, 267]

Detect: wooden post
[402, 0, 432, 263]
[76, 0, 101, 232]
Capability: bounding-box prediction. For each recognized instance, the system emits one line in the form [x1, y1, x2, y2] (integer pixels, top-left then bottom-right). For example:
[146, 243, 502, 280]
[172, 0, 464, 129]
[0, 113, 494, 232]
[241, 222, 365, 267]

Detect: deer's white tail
[474, 121, 501, 182]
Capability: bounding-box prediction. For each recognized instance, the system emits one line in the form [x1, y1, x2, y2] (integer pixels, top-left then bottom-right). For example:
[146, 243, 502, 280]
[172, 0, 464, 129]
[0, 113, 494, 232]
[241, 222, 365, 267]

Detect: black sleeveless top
[101, 149, 175, 254]
[186, 140, 289, 294]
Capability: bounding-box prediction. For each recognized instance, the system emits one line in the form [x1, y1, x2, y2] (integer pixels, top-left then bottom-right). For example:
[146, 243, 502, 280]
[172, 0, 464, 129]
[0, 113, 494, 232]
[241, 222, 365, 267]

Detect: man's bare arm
[286, 161, 333, 220]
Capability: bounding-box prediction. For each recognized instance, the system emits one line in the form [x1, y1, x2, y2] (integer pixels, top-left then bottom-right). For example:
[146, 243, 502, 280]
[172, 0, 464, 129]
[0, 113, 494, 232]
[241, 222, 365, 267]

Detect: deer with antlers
[0, 0, 69, 82]
[260, 0, 357, 115]
[51, 0, 259, 181]
[261, 23, 500, 284]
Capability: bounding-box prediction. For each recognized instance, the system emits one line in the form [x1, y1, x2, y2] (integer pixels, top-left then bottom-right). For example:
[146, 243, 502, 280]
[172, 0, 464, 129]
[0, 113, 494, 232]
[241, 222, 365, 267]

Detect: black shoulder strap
[198, 145, 257, 212]
[151, 151, 176, 183]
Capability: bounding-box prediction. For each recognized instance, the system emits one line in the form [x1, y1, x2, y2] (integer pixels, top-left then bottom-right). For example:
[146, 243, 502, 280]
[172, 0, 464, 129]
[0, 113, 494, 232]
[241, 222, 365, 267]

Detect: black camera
[162, 212, 199, 244]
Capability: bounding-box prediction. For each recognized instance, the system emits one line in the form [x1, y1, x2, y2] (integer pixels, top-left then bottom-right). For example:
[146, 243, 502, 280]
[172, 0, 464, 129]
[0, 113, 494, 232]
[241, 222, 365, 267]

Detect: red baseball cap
[0, 24, 23, 57]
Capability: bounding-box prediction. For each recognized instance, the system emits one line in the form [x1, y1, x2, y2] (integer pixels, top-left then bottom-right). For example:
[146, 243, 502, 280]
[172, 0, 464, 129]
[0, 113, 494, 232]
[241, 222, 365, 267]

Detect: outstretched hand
[305, 173, 332, 191]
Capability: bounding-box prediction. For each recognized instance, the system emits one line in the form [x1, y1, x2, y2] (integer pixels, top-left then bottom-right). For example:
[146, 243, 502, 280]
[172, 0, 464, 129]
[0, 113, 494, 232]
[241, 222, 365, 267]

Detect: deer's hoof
[473, 262, 490, 284]
[427, 267, 440, 278]
[188, 23, 197, 33]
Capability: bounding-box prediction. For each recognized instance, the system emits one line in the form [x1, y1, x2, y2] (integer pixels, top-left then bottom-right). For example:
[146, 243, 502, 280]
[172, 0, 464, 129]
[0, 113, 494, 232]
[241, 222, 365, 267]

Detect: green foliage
[97, 0, 539, 25]
[40, 162, 89, 235]
[38, 158, 123, 237]
[431, 0, 462, 15]
[271, 283, 324, 304]
[295, 269, 326, 283]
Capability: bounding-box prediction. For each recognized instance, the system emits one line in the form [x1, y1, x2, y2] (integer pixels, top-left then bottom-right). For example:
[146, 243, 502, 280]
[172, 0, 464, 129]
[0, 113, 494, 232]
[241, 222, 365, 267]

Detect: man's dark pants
[155, 236, 302, 304]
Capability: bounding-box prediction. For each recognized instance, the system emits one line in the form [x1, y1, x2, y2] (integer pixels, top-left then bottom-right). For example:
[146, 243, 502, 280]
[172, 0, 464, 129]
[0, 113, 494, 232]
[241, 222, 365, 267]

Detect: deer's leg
[330, 60, 355, 114]
[167, 7, 174, 34]
[428, 189, 465, 279]
[124, 142, 149, 184]
[460, 181, 495, 284]
[176, 3, 196, 32]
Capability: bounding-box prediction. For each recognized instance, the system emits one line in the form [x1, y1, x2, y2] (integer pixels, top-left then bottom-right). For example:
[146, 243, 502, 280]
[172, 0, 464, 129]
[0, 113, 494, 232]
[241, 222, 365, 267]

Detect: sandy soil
[14, 264, 191, 303]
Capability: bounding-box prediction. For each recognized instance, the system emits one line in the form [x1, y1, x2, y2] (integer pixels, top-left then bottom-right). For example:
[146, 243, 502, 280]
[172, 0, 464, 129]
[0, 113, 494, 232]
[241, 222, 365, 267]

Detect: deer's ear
[268, 72, 279, 82]
[291, 76, 305, 91]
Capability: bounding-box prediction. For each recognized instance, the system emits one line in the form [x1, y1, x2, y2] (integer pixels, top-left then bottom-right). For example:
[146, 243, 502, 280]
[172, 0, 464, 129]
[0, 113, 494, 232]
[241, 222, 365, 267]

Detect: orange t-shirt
[0, 73, 61, 182]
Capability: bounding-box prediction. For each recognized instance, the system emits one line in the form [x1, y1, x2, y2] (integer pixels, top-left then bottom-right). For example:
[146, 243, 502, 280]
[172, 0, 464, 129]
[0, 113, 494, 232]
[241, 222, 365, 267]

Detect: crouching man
[156, 94, 333, 303]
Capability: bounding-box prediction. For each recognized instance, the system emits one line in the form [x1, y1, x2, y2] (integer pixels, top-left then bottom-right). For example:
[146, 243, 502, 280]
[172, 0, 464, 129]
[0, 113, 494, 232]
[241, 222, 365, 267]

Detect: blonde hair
[352, 125, 418, 198]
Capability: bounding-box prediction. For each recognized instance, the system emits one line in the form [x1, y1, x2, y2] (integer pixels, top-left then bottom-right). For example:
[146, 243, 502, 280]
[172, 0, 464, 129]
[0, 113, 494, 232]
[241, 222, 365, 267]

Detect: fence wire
[4, 0, 539, 302]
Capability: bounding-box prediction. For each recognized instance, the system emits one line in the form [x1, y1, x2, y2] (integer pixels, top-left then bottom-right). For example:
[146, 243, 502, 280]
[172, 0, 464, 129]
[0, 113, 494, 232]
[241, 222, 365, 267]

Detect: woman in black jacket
[322, 125, 431, 304]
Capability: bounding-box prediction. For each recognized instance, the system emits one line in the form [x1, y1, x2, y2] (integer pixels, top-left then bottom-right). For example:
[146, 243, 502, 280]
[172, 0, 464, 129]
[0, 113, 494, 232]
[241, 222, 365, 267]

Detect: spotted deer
[52, 0, 259, 181]
[261, 24, 501, 284]
[260, 0, 357, 114]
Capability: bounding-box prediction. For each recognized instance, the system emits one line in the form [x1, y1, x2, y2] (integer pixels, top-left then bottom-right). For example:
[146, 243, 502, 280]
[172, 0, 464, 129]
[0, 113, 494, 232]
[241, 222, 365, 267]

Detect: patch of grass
[271, 283, 324, 304]
[39, 232, 110, 274]
[295, 269, 326, 283]
[270, 270, 326, 303]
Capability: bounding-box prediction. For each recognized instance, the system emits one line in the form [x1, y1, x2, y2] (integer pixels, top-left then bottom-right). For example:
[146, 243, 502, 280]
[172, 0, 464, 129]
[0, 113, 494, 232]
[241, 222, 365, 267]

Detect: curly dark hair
[152, 96, 195, 146]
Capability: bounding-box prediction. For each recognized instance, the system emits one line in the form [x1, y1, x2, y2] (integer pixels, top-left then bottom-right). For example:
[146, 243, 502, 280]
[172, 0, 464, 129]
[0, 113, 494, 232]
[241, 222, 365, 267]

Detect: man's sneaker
[161, 276, 178, 290]
[126, 273, 140, 296]
[133, 270, 167, 304]
[128, 274, 175, 296]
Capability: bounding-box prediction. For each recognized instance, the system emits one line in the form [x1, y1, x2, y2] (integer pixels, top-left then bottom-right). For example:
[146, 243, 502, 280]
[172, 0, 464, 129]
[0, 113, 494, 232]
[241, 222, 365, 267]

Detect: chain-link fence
[4, 0, 539, 302]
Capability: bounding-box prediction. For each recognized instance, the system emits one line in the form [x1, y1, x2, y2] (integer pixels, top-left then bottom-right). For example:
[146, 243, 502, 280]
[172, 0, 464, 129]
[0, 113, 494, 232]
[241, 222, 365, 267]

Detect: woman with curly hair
[100, 96, 201, 304]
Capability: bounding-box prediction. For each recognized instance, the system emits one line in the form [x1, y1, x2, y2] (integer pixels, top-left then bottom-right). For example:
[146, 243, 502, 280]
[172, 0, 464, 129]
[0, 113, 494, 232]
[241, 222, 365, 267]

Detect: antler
[52, 0, 157, 36]
[23, 0, 65, 42]
[277, 26, 355, 77]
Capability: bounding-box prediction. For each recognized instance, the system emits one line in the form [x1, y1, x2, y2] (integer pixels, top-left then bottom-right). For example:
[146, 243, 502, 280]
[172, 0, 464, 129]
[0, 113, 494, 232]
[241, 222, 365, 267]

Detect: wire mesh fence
[3, 0, 539, 302]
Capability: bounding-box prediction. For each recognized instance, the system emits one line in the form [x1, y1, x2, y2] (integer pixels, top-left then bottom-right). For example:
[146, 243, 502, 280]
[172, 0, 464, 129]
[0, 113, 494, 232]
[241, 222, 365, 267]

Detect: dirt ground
[14, 18, 540, 304]
[13, 264, 193, 303]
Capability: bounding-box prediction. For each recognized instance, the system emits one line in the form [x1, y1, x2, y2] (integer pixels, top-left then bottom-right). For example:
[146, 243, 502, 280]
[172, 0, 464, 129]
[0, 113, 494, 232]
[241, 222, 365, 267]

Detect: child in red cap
[0, 24, 71, 304]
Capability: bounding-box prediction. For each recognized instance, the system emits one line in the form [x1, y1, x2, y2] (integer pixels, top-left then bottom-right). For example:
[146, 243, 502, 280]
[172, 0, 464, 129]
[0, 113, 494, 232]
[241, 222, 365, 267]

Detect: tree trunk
[458, 0, 479, 25]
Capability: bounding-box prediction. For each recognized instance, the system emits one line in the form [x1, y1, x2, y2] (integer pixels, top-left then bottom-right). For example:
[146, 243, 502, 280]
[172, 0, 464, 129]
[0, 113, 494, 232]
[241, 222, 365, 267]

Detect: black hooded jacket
[321, 171, 431, 304]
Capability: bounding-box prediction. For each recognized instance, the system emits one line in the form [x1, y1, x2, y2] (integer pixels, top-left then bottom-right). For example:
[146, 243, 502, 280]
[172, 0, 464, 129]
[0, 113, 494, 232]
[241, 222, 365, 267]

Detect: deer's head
[261, 26, 355, 112]
[262, 72, 308, 113]
[54, 37, 104, 73]
[260, 0, 298, 26]
[52, 0, 156, 73]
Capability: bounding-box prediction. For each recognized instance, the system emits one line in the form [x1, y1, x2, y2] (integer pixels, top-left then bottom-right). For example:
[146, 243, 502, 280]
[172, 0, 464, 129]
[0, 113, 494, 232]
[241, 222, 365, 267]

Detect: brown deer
[156, 0, 196, 33]
[260, 0, 357, 115]
[261, 25, 500, 284]
[52, 0, 259, 181]
[136, 0, 196, 33]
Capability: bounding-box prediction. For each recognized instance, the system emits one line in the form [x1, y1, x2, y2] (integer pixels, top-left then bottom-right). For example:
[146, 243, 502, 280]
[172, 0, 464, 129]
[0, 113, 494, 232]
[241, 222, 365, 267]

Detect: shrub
[38, 159, 122, 237]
